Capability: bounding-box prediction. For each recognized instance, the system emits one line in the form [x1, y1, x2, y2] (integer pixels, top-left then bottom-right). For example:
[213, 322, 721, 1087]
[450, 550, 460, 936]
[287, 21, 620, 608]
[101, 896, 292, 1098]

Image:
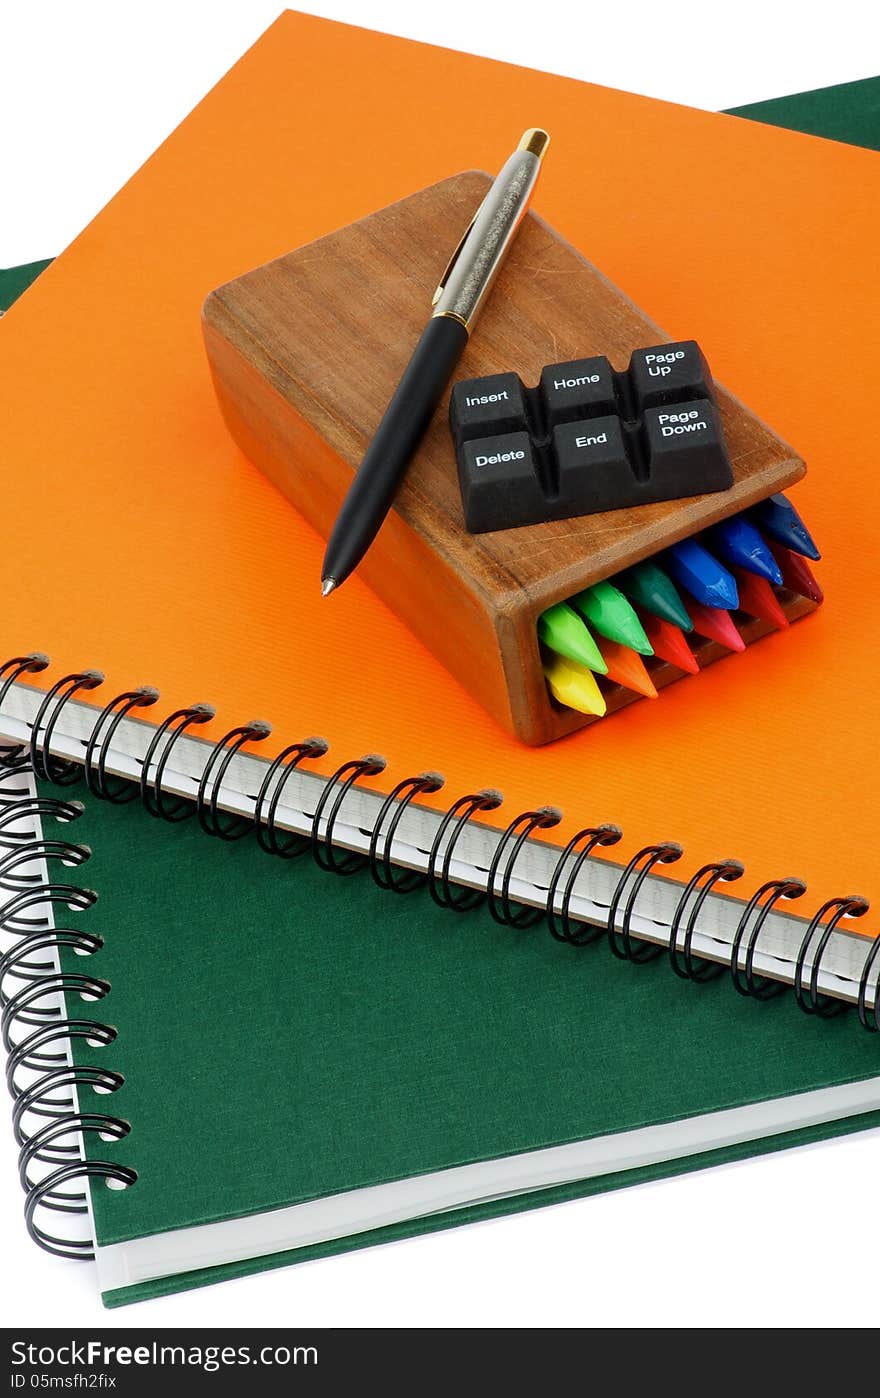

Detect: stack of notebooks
[1, 12, 879, 1308]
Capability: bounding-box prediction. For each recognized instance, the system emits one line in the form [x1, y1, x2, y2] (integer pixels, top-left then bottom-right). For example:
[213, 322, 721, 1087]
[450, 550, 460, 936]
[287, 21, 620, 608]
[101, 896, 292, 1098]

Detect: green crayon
[570, 581, 653, 655]
[537, 603, 607, 674]
[614, 560, 694, 633]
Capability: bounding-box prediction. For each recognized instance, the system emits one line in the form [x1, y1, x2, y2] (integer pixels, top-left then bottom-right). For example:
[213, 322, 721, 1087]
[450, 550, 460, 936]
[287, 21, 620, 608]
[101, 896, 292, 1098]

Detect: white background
[2, 0, 879, 1329]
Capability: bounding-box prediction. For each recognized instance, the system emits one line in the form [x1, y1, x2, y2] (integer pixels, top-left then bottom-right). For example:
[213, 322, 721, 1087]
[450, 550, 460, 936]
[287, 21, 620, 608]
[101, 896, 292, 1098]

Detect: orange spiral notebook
[1, 9, 879, 1009]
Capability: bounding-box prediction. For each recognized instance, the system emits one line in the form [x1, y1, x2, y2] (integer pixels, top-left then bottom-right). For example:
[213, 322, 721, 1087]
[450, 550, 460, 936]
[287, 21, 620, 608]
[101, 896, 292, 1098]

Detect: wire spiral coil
[2, 655, 879, 1029]
[0, 749, 135, 1259]
[669, 860, 745, 983]
[547, 824, 623, 946]
[0, 637, 878, 1262]
[486, 807, 562, 928]
[369, 772, 445, 893]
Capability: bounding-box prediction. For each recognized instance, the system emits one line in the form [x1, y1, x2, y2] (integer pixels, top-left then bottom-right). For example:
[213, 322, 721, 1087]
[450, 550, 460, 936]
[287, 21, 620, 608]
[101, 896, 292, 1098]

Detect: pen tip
[321, 578, 337, 598]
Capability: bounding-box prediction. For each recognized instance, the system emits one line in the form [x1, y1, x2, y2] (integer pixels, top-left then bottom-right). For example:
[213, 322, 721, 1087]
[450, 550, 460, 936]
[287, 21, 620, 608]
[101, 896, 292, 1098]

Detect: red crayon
[687, 599, 745, 652]
[638, 612, 700, 675]
[734, 568, 789, 629]
[768, 541, 824, 604]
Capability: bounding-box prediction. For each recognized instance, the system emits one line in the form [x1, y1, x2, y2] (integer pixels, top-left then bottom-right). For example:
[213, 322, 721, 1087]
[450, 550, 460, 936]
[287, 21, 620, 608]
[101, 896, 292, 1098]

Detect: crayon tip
[543, 654, 607, 717]
[687, 599, 746, 652]
[570, 581, 653, 655]
[767, 541, 824, 604]
[707, 515, 784, 586]
[638, 612, 700, 675]
[665, 539, 739, 611]
[615, 560, 694, 632]
[598, 639, 658, 698]
[321, 578, 337, 597]
[752, 493, 821, 561]
[733, 569, 789, 629]
[538, 603, 607, 674]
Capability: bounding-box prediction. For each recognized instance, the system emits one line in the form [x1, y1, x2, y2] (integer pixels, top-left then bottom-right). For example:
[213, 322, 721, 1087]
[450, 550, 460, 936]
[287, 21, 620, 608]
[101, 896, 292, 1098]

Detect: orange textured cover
[1, 12, 879, 924]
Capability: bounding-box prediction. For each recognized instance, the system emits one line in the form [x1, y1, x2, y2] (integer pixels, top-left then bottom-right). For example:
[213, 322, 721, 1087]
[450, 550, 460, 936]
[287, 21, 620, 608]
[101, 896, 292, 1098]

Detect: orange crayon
[597, 639, 658, 698]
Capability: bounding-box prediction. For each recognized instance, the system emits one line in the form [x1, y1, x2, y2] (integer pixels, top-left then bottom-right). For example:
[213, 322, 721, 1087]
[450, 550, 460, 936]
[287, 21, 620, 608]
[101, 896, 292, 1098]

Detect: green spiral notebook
[1, 767, 877, 1308]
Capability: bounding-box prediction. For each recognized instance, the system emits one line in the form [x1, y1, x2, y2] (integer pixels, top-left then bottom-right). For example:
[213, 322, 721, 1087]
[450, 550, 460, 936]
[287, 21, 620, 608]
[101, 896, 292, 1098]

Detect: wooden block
[203, 172, 808, 745]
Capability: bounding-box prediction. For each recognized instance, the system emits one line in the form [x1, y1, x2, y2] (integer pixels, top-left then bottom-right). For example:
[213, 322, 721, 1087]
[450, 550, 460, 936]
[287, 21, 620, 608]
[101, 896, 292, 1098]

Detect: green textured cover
[47, 783, 880, 1308]
[0, 258, 52, 312]
[728, 76, 880, 151]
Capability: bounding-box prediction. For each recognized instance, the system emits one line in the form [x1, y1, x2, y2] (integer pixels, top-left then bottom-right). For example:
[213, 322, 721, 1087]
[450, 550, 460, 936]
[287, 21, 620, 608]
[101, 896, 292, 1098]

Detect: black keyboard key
[642, 401, 733, 495]
[449, 372, 528, 444]
[552, 416, 632, 508]
[628, 340, 714, 411]
[449, 340, 733, 532]
[540, 357, 616, 426]
[457, 431, 546, 532]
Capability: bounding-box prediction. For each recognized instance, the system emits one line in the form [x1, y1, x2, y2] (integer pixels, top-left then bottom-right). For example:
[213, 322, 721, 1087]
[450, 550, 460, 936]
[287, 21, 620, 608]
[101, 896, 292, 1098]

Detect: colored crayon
[665, 539, 739, 611]
[597, 639, 657, 698]
[733, 568, 789, 629]
[614, 560, 693, 632]
[570, 581, 653, 655]
[686, 598, 745, 652]
[543, 653, 607, 717]
[706, 515, 783, 586]
[639, 612, 700, 675]
[767, 540, 824, 604]
[538, 603, 607, 674]
[750, 493, 820, 560]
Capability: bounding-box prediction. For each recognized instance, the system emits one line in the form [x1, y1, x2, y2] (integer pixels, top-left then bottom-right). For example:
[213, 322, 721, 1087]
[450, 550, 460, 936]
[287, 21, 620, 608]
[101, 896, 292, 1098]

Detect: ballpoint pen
[321, 127, 550, 595]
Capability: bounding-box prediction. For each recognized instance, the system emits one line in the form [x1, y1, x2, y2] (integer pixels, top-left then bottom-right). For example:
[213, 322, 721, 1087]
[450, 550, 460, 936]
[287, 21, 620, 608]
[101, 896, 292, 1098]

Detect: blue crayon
[707, 515, 783, 585]
[664, 539, 739, 610]
[750, 493, 821, 561]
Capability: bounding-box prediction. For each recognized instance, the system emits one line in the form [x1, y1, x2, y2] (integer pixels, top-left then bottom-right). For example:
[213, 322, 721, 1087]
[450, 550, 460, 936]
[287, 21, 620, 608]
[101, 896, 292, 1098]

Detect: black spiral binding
[5, 652, 880, 1027]
[729, 878, 808, 1001]
[793, 896, 870, 1019]
[0, 929, 103, 998]
[0, 882, 96, 941]
[0, 654, 50, 768]
[427, 790, 503, 911]
[0, 794, 83, 849]
[4, 652, 880, 1027]
[254, 737, 329, 858]
[668, 860, 745, 983]
[607, 843, 684, 963]
[486, 807, 562, 928]
[84, 686, 159, 803]
[857, 935, 880, 1033]
[369, 772, 445, 893]
[311, 755, 387, 875]
[0, 751, 135, 1259]
[30, 670, 105, 785]
[196, 719, 273, 840]
[547, 824, 623, 945]
[140, 702, 216, 821]
[2, 643, 880, 1265]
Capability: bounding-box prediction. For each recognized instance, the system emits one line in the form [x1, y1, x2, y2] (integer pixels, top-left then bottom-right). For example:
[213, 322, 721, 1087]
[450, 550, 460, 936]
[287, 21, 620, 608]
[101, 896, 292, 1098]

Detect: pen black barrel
[322, 315, 468, 586]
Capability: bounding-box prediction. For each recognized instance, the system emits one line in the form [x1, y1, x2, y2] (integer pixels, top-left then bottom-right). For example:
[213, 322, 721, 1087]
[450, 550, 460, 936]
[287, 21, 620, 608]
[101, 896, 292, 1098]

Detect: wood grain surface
[203, 172, 808, 744]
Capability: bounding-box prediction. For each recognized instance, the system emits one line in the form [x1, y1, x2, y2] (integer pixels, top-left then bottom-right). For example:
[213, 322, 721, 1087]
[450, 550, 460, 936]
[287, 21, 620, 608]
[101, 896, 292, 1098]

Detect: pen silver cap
[431, 129, 549, 332]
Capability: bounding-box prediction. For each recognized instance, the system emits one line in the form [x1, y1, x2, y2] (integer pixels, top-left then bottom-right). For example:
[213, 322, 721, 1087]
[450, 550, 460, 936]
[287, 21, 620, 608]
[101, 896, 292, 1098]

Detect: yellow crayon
[543, 653, 607, 717]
